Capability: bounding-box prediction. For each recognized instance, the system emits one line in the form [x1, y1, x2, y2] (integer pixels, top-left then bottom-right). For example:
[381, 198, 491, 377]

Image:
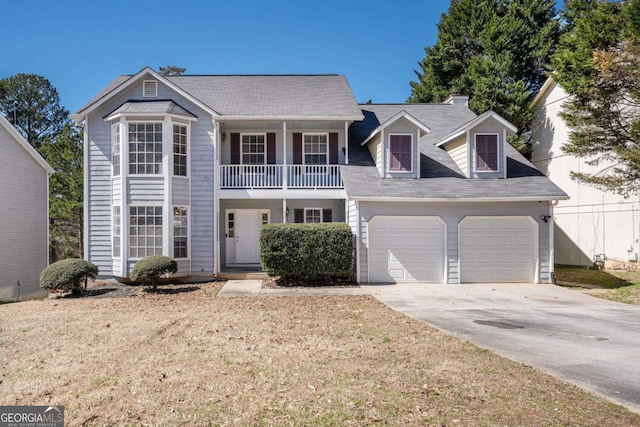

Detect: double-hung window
[173, 124, 187, 176]
[475, 134, 498, 172]
[129, 123, 163, 175]
[173, 207, 188, 259]
[389, 134, 412, 172]
[241, 134, 266, 164]
[303, 134, 328, 165]
[129, 206, 163, 258]
[112, 124, 121, 176]
[304, 208, 323, 223]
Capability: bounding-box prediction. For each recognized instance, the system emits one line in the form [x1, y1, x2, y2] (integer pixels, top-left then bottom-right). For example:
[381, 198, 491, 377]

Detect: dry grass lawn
[555, 265, 640, 305]
[1, 282, 639, 426]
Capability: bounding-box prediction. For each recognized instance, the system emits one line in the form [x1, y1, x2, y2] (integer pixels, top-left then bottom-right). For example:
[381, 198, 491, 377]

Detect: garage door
[368, 216, 445, 283]
[459, 217, 537, 283]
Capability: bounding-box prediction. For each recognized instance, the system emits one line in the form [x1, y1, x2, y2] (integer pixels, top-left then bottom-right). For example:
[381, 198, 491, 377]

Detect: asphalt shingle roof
[77, 73, 362, 119]
[105, 100, 196, 118]
[344, 104, 568, 200]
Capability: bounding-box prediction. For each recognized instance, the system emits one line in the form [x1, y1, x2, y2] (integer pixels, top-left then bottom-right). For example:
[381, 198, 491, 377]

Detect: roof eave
[215, 115, 364, 121]
[349, 195, 570, 202]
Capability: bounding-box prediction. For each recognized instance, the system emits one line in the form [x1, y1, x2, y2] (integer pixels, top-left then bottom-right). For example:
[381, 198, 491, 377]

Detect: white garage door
[459, 217, 537, 283]
[368, 216, 445, 283]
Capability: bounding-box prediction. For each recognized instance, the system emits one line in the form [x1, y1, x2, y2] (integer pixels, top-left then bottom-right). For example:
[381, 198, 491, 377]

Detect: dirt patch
[1, 282, 639, 426]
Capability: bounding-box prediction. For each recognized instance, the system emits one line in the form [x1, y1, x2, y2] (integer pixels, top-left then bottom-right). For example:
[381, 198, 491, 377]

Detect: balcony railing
[220, 165, 343, 189]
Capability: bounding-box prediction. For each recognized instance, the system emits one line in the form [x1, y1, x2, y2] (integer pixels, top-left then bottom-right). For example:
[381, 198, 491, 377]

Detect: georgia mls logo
[0, 405, 64, 427]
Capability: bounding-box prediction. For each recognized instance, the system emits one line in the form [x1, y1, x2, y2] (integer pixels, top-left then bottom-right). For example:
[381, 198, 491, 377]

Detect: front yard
[555, 265, 640, 305]
[1, 282, 639, 426]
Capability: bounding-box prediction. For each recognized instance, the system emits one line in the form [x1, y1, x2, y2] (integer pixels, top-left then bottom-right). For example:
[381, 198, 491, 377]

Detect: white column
[162, 117, 172, 258]
[282, 121, 288, 189]
[213, 119, 220, 276]
[344, 121, 349, 165]
[283, 199, 287, 223]
[119, 120, 128, 276]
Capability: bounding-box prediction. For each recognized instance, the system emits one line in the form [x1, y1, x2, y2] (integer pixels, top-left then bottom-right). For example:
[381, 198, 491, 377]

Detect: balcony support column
[282, 121, 288, 190]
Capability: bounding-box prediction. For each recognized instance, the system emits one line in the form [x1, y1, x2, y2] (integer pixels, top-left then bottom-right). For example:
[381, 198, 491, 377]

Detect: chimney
[443, 94, 469, 107]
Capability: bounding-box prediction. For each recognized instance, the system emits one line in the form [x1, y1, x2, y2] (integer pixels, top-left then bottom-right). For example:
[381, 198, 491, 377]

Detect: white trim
[83, 116, 90, 261]
[458, 216, 539, 284]
[344, 121, 349, 165]
[473, 133, 500, 173]
[143, 80, 158, 98]
[302, 132, 329, 165]
[502, 128, 507, 179]
[240, 132, 267, 165]
[355, 200, 361, 283]
[349, 195, 569, 202]
[210, 115, 363, 121]
[436, 110, 517, 147]
[213, 119, 219, 275]
[530, 77, 557, 109]
[360, 110, 430, 146]
[172, 122, 190, 178]
[105, 112, 198, 123]
[387, 132, 414, 173]
[46, 172, 50, 266]
[0, 114, 54, 173]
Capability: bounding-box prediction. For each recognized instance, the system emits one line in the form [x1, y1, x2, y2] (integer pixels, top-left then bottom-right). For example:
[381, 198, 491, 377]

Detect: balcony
[220, 165, 343, 189]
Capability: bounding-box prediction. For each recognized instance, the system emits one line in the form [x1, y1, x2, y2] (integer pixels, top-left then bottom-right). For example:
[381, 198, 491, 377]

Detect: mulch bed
[262, 277, 359, 289]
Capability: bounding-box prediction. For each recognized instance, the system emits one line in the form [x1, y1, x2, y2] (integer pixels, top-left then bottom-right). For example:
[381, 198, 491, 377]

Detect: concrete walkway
[218, 280, 640, 413]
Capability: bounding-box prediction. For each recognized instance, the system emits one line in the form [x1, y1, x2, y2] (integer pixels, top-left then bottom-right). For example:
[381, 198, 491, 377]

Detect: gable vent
[143, 80, 158, 98]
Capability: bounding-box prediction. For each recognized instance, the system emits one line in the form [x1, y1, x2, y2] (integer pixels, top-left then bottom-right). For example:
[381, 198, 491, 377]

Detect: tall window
[475, 134, 498, 172]
[173, 207, 188, 259]
[242, 134, 265, 164]
[303, 134, 327, 165]
[389, 134, 412, 172]
[112, 124, 121, 176]
[129, 123, 163, 175]
[173, 124, 187, 176]
[129, 206, 163, 258]
[112, 206, 120, 258]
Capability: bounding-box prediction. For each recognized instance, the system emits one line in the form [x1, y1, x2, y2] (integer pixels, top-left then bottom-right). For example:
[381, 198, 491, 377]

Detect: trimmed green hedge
[131, 255, 178, 291]
[40, 258, 99, 294]
[260, 223, 353, 280]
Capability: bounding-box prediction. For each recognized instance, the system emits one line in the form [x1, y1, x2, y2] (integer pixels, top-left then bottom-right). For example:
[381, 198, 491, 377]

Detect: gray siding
[86, 76, 215, 276]
[0, 124, 49, 300]
[356, 201, 552, 284]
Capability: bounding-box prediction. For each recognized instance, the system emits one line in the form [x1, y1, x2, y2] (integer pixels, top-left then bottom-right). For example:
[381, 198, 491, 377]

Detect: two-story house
[74, 67, 567, 284]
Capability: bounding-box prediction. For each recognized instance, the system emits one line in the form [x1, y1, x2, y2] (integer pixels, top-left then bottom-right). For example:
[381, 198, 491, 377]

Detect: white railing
[220, 165, 342, 189]
[287, 165, 342, 188]
[220, 165, 282, 188]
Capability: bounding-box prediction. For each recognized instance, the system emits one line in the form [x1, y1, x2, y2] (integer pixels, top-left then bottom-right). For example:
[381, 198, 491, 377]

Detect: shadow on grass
[555, 265, 637, 289]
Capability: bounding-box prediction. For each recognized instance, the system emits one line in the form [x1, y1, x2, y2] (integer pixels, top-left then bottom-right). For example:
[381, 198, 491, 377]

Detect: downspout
[550, 200, 559, 284]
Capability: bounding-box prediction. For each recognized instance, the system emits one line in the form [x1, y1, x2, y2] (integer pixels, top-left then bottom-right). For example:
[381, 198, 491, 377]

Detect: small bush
[40, 258, 99, 294]
[260, 223, 353, 281]
[130, 255, 178, 291]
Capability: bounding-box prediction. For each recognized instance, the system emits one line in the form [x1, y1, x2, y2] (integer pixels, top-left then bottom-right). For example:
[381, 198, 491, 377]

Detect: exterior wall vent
[143, 80, 158, 98]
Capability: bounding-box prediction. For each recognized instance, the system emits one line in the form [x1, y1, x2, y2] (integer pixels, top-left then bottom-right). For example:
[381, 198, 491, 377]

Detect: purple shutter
[293, 133, 302, 164]
[476, 135, 498, 171]
[230, 133, 240, 164]
[329, 133, 339, 164]
[390, 135, 412, 171]
[294, 209, 304, 223]
[267, 133, 276, 164]
[322, 209, 332, 223]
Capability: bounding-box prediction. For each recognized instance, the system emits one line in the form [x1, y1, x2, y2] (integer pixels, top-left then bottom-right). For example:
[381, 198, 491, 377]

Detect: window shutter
[267, 133, 276, 164]
[294, 209, 304, 223]
[487, 136, 498, 170]
[390, 135, 412, 171]
[476, 135, 498, 171]
[329, 133, 339, 164]
[293, 133, 302, 164]
[322, 209, 332, 223]
[230, 133, 240, 164]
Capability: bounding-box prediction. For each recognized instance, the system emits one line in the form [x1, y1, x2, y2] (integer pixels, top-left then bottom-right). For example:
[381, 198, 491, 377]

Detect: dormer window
[143, 80, 158, 98]
[389, 134, 412, 172]
[475, 134, 498, 172]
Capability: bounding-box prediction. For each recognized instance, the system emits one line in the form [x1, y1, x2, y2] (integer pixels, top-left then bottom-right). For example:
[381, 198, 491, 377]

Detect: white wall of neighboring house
[0, 115, 52, 301]
[532, 80, 640, 266]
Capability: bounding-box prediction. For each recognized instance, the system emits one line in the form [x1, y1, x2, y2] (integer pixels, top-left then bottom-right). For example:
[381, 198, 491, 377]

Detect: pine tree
[409, 0, 559, 152]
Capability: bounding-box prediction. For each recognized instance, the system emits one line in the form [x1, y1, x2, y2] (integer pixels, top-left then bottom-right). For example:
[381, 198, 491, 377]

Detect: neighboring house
[0, 114, 54, 301]
[531, 77, 640, 266]
[74, 67, 567, 284]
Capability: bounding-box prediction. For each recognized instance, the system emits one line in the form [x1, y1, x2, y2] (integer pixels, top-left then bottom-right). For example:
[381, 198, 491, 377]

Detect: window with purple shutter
[475, 134, 498, 172]
[389, 134, 412, 172]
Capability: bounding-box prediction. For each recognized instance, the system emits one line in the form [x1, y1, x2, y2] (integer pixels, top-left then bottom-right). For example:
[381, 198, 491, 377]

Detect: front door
[235, 210, 263, 264]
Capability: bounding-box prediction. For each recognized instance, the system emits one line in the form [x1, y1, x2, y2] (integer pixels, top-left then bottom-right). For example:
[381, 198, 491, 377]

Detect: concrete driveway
[361, 283, 640, 413]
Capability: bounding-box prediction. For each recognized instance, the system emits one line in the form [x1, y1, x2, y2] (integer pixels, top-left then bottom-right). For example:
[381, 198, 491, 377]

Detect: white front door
[235, 210, 263, 264]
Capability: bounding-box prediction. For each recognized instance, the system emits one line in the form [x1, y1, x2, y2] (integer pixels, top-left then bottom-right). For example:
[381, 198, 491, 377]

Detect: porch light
[285, 207, 290, 216]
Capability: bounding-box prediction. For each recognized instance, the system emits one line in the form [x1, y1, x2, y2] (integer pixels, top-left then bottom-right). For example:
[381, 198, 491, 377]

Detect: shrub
[130, 255, 178, 291]
[260, 222, 353, 281]
[40, 258, 99, 294]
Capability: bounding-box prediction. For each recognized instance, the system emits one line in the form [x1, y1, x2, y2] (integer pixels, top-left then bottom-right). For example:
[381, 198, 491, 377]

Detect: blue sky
[2, 0, 453, 113]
